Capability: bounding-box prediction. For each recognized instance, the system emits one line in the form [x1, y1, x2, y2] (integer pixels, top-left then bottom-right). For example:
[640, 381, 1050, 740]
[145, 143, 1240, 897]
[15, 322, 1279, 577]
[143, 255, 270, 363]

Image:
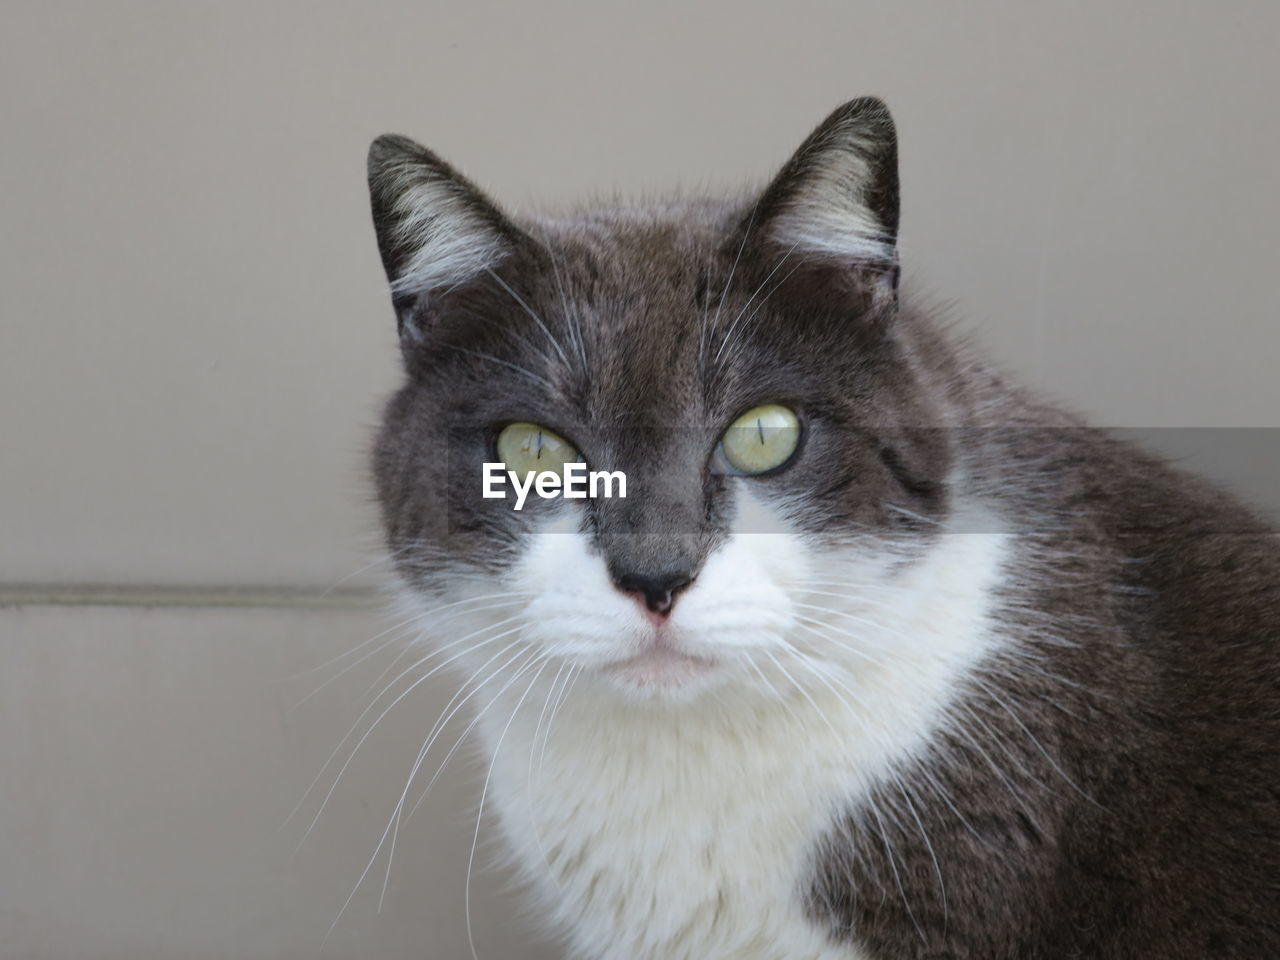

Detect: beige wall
[2, 2, 1277, 958]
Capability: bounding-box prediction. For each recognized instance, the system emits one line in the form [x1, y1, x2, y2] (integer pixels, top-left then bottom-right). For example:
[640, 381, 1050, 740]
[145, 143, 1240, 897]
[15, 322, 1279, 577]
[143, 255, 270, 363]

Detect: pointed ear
[367, 134, 526, 338]
[753, 97, 900, 277]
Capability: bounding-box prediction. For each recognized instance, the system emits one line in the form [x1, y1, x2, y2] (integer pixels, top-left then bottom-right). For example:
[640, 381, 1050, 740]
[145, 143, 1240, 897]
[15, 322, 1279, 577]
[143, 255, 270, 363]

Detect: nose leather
[613, 570, 694, 616]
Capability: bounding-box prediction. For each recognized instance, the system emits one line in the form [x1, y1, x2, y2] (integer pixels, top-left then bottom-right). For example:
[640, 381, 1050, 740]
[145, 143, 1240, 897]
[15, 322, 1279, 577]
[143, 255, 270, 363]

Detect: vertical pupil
[535, 431, 543, 460]
[756, 417, 765, 445]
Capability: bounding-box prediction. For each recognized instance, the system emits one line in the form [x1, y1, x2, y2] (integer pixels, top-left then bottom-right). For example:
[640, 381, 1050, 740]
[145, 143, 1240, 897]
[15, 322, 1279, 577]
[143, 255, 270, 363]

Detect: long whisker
[466, 658, 550, 960]
[528, 662, 567, 801]
[545, 247, 588, 370]
[719, 255, 808, 358]
[522, 663, 577, 890]
[291, 621, 418, 707]
[777, 643, 875, 734]
[450, 346, 555, 391]
[284, 612, 527, 830]
[736, 652, 805, 726]
[384, 651, 551, 912]
[793, 600, 906, 636]
[403, 649, 551, 821]
[322, 644, 541, 949]
[484, 268, 570, 368]
[794, 585, 900, 613]
[697, 263, 712, 369]
[708, 200, 759, 338]
[317, 544, 413, 599]
[884, 503, 943, 526]
[537, 664, 581, 780]
[891, 776, 948, 928]
[295, 625, 526, 845]
[908, 751, 986, 845]
[284, 617, 524, 833]
[790, 615, 894, 669]
[293, 595, 528, 707]
[357, 600, 530, 700]
[762, 649, 839, 739]
[865, 792, 926, 942]
[713, 241, 800, 367]
[770, 643, 932, 940]
[970, 676, 1105, 810]
[286, 598, 424, 681]
[943, 706, 1044, 831]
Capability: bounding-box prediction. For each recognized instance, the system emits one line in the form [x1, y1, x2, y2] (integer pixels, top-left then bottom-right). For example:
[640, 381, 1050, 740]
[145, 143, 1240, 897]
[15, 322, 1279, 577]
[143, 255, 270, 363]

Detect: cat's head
[368, 99, 955, 702]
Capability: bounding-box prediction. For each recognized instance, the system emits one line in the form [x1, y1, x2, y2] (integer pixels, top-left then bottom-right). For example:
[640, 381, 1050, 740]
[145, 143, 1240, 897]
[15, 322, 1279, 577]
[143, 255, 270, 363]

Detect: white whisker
[484, 267, 570, 368]
[321, 644, 540, 949]
[466, 658, 550, 960]
[713, 240, 800, 367]
[296, 625, 525, 846]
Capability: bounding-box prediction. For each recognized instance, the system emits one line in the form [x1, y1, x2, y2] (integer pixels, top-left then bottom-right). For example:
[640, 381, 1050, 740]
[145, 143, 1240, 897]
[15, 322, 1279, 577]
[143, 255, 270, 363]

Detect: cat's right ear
[367, 134, 526, 343]
[742, 97, 901, 307]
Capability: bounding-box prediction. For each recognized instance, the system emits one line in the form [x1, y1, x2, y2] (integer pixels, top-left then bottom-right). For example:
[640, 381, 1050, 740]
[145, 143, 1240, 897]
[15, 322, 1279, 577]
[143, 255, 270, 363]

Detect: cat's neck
[466, 524, 1012, 959]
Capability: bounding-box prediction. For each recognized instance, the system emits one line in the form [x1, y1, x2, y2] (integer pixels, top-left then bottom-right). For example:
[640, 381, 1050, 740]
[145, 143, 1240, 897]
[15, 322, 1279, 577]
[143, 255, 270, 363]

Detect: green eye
[495, 422, 579, 477]
[717, 404, 801, 475]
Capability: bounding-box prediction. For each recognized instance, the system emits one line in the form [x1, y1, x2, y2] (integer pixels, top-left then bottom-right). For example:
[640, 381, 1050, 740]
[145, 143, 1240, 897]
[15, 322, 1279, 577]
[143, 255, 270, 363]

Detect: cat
[364, 98, 1280, 959]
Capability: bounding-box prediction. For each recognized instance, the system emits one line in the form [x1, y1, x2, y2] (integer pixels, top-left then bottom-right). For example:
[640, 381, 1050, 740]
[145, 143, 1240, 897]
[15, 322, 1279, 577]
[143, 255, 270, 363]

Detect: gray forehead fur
[372, 187, 947, 593]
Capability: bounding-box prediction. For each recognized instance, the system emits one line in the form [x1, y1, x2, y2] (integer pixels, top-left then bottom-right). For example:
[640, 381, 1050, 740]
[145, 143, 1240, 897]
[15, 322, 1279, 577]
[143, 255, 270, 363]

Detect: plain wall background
[2, 2, 1277, 958]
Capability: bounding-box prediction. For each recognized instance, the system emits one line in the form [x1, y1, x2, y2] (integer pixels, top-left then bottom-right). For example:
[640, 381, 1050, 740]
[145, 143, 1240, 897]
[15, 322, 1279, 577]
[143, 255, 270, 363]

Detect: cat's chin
[597, 647, 722, 700]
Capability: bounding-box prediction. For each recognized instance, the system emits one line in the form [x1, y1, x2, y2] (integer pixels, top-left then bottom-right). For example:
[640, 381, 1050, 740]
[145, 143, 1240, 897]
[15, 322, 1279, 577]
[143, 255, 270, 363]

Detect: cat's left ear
[748, 97, 900, 299]
[367, 134, 530, 342]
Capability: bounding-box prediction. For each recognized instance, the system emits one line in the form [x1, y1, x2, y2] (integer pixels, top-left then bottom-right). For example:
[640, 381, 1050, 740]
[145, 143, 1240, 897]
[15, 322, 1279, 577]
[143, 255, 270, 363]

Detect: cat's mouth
[599, 646, 718, 691]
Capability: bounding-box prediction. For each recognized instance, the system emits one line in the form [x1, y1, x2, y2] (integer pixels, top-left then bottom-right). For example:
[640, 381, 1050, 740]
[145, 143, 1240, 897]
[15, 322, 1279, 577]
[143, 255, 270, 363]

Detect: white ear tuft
[367, 135, 519, 298]
[756, 98, 900, 266]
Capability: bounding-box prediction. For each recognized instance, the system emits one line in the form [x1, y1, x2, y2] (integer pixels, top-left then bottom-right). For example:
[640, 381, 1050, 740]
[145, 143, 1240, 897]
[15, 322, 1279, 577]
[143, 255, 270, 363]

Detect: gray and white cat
[364, 99, 1280, 959]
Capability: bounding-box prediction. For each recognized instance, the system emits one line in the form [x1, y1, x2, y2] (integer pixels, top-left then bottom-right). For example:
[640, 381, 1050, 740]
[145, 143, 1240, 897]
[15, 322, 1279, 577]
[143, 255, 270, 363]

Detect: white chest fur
[482, 684, 874, 960]
[468, 530, 1011, 960]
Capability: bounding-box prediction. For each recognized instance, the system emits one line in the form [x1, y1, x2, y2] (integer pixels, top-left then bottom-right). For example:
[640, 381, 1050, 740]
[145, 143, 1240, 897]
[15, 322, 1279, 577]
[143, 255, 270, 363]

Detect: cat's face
[370, 100, 952, 701]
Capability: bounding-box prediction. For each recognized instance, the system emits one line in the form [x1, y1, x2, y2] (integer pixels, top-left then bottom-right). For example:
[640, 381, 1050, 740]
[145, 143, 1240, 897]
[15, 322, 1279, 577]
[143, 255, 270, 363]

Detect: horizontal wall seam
[0, 585, 382, 610]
